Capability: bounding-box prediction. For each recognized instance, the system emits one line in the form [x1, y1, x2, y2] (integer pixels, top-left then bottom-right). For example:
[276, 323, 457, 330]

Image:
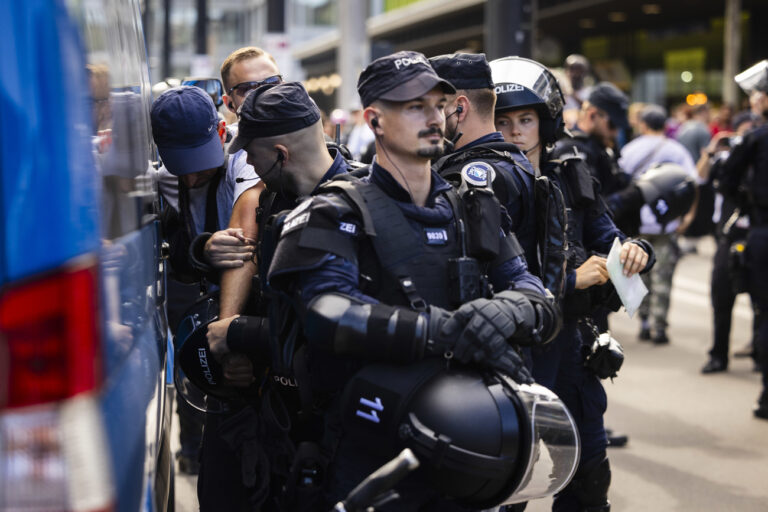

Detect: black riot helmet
[340, 360, 580, 508]
[173, 293, 262, 413]
[635, 162, 696, 226]
[490, 56, 566, 144]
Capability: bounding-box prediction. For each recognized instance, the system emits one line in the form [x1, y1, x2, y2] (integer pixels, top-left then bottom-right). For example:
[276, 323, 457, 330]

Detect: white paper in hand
[606, 237, 648, 317]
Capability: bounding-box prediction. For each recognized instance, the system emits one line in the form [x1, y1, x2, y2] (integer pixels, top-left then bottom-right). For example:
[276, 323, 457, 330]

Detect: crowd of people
[150, 44, 768, 512]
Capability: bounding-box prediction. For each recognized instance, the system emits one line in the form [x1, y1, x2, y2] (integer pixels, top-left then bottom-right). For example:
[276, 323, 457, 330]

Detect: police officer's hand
[575, 255, 609, 289]
[620, 242, 648, 277]
[204, 228, 256, 269]
[221, 353, 255, 387]
[427, 303, 534, 384]
[207, 314, 239, 360]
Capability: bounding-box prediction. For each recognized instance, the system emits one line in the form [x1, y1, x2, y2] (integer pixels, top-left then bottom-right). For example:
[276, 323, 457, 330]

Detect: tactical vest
[543, 157, 621, 319]
[436, 142, 568, 299]
[320, 176, 474, 311]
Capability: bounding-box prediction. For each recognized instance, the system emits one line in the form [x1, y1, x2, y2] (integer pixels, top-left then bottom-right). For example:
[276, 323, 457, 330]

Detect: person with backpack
[618, 104, 698, 345]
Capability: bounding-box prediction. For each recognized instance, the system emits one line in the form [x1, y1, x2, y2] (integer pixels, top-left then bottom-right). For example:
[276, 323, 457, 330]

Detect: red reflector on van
[0, 262, 102, 409]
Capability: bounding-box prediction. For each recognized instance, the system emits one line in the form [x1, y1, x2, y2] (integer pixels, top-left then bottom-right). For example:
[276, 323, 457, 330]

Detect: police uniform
[266, 52, 561, 510]
[186, 83, 352, 512]
[554, 83, 635, 237]
[489, 57, 655, 512]
[430, 53, 568, 300]
[718, 121, 768, 418]
[538, 153, 654, 512]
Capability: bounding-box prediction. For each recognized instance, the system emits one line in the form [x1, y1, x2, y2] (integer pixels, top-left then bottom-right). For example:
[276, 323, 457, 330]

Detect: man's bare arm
[218, 183, 264, 318]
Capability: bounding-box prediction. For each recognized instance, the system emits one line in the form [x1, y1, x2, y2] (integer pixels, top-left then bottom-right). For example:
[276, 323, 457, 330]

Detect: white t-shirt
[157, 149, 258, 235]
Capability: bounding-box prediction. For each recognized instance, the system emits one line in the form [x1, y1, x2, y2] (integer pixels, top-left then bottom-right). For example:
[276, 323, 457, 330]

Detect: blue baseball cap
[151, 86, 224, 176]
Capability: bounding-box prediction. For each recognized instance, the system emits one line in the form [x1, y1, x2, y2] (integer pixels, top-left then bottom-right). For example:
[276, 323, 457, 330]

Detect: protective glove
[494, 289, 562, 345]
[425, 301, 534, 384]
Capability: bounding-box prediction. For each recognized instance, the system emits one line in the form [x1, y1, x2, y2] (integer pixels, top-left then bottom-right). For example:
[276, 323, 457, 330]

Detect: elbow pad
[304, 293, 427, 363]
[495, 289, 562, 345]
[226, 315, 271, 361]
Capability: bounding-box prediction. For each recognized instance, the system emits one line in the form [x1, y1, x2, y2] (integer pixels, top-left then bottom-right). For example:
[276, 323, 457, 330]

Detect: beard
[417, 144, 445, 159]
[415, 126, 445, 158]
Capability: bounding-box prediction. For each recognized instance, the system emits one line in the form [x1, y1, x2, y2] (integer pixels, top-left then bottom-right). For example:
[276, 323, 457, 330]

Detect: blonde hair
[220, 47, 277, 89]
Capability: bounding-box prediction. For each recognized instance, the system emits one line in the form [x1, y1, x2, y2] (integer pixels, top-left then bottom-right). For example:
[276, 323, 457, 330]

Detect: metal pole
[484, 0, 532, 60]
[195, 0, 207, 55]
[162, 0, 171, 79]
[338, 0, 369, 110]
[723, 0, 741, 106]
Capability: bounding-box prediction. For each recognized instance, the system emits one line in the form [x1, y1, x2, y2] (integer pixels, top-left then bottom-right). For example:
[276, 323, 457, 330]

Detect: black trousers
[709, 234, 758, 363]
[746, 227, 768, 392]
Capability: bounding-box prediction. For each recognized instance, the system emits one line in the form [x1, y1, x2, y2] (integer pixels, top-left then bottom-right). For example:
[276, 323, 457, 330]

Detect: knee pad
[571, 453, 611, 512]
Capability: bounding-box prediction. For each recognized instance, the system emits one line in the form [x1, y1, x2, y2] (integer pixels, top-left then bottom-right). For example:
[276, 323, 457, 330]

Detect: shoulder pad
[552, 138, 588, 161]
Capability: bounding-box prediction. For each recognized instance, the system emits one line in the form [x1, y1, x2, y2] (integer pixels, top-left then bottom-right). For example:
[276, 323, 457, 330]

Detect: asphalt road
[174, 236, 768, 512]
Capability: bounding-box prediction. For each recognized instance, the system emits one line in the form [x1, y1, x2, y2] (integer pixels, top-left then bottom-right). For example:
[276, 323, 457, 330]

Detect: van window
[67, 0, 157, 240]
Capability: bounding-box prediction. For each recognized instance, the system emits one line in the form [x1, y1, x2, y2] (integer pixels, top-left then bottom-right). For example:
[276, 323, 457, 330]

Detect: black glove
[495, 289, 562, 345]
[426, 301, 534, 384]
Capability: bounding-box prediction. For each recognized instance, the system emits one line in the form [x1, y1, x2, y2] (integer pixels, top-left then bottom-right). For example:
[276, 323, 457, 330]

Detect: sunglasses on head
[227, 75, 283, 95]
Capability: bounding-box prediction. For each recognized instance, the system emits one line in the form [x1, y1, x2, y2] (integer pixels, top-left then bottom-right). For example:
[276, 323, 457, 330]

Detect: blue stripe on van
[0, 0, 100, 285]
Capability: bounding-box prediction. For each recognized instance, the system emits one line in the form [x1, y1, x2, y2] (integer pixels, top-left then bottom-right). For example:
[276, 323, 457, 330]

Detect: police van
[1, 1, 174, 510]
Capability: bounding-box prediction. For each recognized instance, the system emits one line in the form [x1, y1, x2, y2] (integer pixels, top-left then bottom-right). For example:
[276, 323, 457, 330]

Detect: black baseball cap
[229, 81, 321, 154]
[357, 51, 456, 107]
[588, 82, 629, 131]
[429, 53, 493, 90]
[640, 104, 667, 131]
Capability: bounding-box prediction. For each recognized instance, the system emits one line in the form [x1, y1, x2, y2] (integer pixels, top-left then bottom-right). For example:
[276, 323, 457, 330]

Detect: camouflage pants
[639, 233, 680, 331]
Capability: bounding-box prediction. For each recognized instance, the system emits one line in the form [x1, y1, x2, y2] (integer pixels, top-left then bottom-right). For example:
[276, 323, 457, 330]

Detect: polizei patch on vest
[460, 161, 495, 187]
[280, 198, 312, 236]
[424, 227, 449, 245]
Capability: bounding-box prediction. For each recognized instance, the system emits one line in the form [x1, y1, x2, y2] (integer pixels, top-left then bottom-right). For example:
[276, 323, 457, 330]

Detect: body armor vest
[436, 142, 568, 299]
[323, 178, 469, 311]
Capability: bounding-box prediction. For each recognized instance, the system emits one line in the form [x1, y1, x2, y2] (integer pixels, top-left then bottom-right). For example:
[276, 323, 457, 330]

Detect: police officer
[491, 56, 653, 512]
[430, 53, 567, 298]
[184, 82, 353, 511]
[555, 83, 634, 230]
[718, 60, 768, 419]
[266, 51, 560, 510]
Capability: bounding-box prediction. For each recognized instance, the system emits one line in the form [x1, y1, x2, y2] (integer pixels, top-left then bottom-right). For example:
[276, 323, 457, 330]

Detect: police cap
[357, 51, 456, 107]
[229, 81, 321, 154]
[587, 82, 629, 131]
[429, 53, 493, 90]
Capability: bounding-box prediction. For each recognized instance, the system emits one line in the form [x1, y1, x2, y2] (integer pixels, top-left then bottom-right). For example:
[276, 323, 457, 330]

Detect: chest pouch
[448, 219, 484, 306]
[562, 157, 596, 209]
[463, 187, 501, 261]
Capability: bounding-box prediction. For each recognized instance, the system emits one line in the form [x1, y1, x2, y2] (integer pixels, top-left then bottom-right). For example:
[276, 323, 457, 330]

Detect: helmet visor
[491, 58, 564, 120]
[735, 60, 768, 94]
[501, 382, 580, 505]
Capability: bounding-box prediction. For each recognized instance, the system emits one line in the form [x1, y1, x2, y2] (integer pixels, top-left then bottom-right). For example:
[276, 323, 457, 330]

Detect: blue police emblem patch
[424, 227, 448, 245]
[460, 161, 495, 187]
